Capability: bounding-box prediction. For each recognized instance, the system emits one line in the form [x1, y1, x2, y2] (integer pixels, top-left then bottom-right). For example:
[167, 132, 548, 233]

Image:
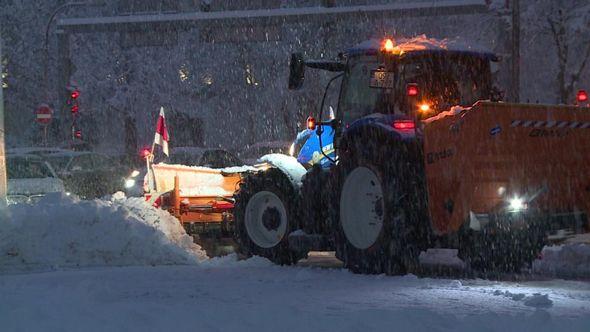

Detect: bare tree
[529, 0, 590, 103]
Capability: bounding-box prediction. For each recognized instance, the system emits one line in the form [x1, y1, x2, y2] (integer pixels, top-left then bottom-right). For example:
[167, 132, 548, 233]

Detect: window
[200, 150, 241, 168]
[339, 56, 381, 125]
[7, 159, 54, 179]
[69, 154, 112, 172]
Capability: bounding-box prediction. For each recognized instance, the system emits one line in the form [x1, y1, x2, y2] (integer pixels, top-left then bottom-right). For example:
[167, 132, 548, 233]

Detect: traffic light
[74, 130, 82, 139]
[68, 88, 80, 114]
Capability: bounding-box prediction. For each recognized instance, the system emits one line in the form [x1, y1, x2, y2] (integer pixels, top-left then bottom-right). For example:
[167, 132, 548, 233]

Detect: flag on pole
[153, 107, 169, 156]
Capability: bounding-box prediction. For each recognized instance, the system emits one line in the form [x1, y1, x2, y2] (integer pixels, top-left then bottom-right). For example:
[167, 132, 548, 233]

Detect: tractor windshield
[339, 56, 387, 124]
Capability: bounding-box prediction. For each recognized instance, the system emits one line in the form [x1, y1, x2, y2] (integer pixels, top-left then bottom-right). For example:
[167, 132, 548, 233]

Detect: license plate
[370, 70, 394, 89]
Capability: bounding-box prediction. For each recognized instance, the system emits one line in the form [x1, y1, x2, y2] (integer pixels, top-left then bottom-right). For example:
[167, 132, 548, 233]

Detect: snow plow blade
[424, 101, 590, 235]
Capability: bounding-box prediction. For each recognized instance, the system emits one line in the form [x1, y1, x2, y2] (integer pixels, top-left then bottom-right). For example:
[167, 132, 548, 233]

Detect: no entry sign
[35, 104, 53, 125]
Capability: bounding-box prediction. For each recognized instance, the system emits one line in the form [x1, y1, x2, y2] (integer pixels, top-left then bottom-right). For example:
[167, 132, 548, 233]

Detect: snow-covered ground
[1, 194, 590, 331]
[1, 260, 589, 332]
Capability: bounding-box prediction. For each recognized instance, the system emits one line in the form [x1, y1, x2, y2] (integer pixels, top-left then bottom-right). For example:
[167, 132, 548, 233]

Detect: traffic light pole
[510, 0, 520, 103]
[0, 38, 7, 209]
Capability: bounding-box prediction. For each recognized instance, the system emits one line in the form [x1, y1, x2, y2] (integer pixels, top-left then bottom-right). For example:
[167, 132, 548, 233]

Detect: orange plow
[424, 102, 590, 237]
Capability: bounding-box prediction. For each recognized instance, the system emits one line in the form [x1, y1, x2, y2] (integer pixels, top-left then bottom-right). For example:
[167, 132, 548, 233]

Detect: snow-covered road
[1, 257, 589, 332]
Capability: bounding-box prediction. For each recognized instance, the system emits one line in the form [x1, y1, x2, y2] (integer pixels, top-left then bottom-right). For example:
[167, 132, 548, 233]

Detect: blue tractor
[232, 37, 546, 275]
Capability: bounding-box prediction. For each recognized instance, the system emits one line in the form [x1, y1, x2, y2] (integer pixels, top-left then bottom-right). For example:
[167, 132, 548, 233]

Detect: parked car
[6, 155, 65, 205]
[168, 147, 243, 168]
[239, 141, 292, 165]
[124, 147, 243, 197]
[6, 147, 68, 156]
[42, 151, 130, 198]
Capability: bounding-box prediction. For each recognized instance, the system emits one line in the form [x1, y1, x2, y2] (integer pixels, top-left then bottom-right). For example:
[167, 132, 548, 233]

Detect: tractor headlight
[508, 196, 527, 212]
[125, 179, 136, 189]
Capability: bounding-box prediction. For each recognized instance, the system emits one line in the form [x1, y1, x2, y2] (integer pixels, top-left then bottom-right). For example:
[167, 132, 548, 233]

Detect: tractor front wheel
[233, 169, 307, 265]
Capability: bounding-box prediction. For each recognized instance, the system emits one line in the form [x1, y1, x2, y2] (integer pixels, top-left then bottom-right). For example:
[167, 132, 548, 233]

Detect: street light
[0, 38, 7, 208]
[43, 1, 105, 100]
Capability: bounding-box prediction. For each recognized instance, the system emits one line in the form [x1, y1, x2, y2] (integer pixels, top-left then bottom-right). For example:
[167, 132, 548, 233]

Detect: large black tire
[330, 132, 430, 275]
[233, 168, 307, 265]
[458, 214, 548, 276]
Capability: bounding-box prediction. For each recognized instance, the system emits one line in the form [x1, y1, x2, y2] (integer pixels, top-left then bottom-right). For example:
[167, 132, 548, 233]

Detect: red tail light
[406, 83, 419, 97]
[393, 120, 416, 130]
[577, 90, 588, 103]
[307, 116, 316, 130]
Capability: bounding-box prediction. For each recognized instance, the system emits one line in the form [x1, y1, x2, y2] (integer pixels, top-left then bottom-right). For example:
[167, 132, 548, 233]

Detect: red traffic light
[74, 130, 82, 139]
[71, 90, 80, 99]
[577, 89, 588, 103]
[71, 104, 79, 113]
[406, 83, 419, 97]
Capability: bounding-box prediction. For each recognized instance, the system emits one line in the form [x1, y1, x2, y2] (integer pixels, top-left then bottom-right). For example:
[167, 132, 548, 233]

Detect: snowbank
[0, 193, 206, 272]
[533, 243, 590, 278]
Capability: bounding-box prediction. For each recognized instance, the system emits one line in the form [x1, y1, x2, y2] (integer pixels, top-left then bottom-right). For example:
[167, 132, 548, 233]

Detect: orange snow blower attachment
[423, 101, 590, 235]
[147, 164, 242, 224]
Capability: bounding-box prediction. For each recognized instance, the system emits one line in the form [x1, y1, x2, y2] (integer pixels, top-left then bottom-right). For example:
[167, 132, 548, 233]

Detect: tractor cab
[289, 36, 497, 167]
[342, 38, 496, 122]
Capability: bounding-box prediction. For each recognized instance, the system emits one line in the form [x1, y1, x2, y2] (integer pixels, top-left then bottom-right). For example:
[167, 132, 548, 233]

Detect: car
[6, 154, 65, 205]
[168, 147, 243, 168]
[6, 147, 68, 156]
[42, 151, 130, 198]
[124, 147, 243, 197]
[239, 141, 293, 165]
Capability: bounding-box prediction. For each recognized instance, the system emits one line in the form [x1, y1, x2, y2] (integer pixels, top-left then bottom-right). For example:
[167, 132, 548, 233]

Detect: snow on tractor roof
[347, 35, 497, 60]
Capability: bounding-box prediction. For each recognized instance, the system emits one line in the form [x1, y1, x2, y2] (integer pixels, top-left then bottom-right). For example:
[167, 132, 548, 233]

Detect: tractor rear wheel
[233, 168, 307, 265]
[331, 134, 429, 275]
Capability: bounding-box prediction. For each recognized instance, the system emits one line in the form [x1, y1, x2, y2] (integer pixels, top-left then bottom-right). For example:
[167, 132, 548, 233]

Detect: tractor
[232, 36, 590, 274]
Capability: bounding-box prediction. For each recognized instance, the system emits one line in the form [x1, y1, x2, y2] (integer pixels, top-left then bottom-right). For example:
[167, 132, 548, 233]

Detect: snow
[1, 263, 589, 332]
[7, 177, 65, 196]
[533, 243, 590, 279]
[419, 248, 465, 269]
[0, 193, 206, 272]
[1, 191, 590, 330]
[422, 105, 470, 124]
[58, 1, 488, 27]
[259, 153, 307, 186]
[349, 34, 495, 58]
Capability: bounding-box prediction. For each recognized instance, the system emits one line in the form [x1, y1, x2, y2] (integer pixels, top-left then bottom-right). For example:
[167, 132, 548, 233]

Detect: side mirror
[288, 53, 305, 90]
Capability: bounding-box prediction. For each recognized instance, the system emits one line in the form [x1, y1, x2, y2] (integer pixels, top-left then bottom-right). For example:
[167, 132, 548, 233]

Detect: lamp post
[43, 1, 104, 100]
[0, 37, 7, 208]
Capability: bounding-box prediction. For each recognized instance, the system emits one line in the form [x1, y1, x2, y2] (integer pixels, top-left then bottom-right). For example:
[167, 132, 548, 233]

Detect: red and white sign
[35, 104, 53, 125]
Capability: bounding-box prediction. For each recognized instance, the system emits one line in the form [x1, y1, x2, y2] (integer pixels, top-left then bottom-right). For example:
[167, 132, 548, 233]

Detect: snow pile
[533, 243, 590, 278]
[523, 294, 554, 308]
[422, 105, 470, 124]
[419, 248, 465, 268]
[0, 193, 206, 272]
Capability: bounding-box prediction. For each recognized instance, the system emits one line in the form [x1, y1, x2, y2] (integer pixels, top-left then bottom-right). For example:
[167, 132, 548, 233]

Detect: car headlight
[125, 179, 136, 188]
